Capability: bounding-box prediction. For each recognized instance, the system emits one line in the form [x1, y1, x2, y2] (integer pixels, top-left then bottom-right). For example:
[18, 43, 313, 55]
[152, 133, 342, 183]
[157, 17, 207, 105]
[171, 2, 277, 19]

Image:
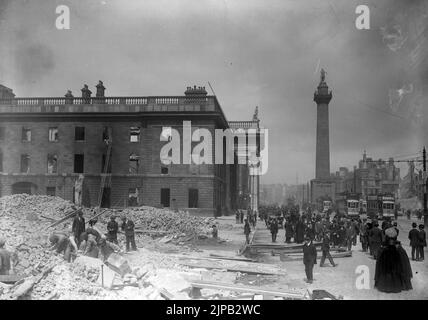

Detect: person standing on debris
[270, 218, 279, 243]
[72, 210, 86, 247]
[212, 225, 218, 239]
[121, 216, 137, 252]
[0, 238, 12, 275]
[418, 224, 426, 261]
[320, 232, 338, 267]
[244, 218, 251, 244]
[303, 236, 317, 284]
[408, 222, 420, 261]
[107, 216, 119, 244]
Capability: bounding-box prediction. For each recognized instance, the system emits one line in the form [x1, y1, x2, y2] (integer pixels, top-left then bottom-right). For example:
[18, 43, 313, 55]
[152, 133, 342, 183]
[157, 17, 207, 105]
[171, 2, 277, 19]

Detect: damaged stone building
[0, 82, 261, 216]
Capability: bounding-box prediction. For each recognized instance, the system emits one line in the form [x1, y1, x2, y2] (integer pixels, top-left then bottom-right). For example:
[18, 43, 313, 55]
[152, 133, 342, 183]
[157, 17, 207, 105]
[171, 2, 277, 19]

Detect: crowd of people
[242, 205, 426, 293]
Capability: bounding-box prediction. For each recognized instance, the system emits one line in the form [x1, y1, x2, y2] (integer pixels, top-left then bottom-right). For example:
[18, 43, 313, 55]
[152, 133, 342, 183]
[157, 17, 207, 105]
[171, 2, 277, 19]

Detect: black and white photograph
[0, 0, 427, 307]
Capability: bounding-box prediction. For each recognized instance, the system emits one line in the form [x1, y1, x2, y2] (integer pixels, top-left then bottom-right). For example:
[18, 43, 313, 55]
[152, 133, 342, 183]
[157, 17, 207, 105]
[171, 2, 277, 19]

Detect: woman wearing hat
[375, 227, 412, 293]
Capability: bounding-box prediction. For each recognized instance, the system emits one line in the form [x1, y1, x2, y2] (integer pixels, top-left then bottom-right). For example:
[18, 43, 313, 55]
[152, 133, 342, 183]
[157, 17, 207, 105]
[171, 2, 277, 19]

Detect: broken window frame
[47, 154, 58, 174]
[20, 154, 30, 173]
[21, 127, 32, 142]
[129, 153, 140, 174]
[48, 127, 59, 142]
[128, 188, 139, 207]
[161, 166, 169, 174]
[130, 126, 141, 143]
[46, 186, 56, 196]
[188, 188, 199, 208]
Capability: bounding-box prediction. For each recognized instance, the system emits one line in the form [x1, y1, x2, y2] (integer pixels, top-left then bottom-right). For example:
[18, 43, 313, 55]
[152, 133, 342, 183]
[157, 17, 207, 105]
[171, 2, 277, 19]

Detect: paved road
[250, 217, 428, 299]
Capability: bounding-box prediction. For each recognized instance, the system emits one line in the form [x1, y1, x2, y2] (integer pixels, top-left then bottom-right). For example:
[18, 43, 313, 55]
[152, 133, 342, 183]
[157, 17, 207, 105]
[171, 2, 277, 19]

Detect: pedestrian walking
[375, 228, 412, 293]
[295, 218, 305, 244]
[270, 218, 279, 243]
[285, 218, 294, 243]
[303, 236, 317, 284]
[244, 219, 251, 244]
[418, 224, 426, 261]
[370, 222, 383, 259]
[320, 232, 338, 267]
[408, 222, 420, 261]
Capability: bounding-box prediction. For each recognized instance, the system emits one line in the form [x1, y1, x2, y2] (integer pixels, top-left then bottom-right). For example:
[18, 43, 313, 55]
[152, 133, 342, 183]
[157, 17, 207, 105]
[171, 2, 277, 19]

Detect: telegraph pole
[424, 147, 428, 228]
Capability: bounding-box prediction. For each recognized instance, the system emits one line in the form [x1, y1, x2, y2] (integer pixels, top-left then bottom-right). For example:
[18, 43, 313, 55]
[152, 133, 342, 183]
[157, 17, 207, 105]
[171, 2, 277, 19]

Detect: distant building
[0, 82, 260, 216]
[333, 151, 401, 199]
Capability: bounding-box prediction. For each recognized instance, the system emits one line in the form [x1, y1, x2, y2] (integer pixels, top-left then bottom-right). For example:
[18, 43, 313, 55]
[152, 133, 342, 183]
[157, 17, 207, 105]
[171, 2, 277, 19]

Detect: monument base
[311, 179, 336, 204]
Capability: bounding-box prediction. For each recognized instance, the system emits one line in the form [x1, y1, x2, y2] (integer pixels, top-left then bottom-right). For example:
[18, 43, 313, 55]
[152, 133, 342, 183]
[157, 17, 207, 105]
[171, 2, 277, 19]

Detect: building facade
[0, 83, 257, 216]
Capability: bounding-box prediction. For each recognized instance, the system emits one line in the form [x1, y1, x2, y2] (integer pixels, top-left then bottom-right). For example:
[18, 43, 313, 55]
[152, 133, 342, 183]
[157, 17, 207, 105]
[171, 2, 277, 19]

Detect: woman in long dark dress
[374, 227, 412, 293]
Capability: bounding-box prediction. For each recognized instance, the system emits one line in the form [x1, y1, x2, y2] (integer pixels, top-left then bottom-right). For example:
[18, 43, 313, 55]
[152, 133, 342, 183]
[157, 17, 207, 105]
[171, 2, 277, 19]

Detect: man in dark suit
[370, 222, 383, 259]
[107, 216, 119, 244]
[320, 232, 338, 267]
[72, 210, 85, 247]
[408, 222, 420, 261]
[418, 224, 426, 261]
[121, 216, 137, 252]
[270, 218, 278, 243]
[303, 236, 317, 283]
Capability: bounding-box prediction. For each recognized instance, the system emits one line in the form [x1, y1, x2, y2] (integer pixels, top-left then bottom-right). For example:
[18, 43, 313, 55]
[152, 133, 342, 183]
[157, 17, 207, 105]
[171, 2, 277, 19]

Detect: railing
[228, 120, 259, 129]
[0, 95, 212, 106]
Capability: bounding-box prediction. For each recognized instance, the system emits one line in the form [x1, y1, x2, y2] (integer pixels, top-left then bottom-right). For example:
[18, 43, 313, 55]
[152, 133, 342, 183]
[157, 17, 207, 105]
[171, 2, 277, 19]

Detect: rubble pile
[0, 194, 76, 219]
[104, 207, 216, 240]
[0, 195, 76, 275]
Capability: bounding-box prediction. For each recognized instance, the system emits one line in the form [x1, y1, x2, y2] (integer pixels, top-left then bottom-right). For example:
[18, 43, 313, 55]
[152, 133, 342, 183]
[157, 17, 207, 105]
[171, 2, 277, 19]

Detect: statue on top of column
[320, 68, 326, 83]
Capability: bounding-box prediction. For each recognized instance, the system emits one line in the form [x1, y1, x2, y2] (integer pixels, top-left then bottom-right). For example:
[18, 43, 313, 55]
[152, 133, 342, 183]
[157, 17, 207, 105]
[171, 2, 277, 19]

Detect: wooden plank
[190, 280, 306, 299]
[208, 254, 256, 262]
[178, 261, 285, 276]
[0, 274, 24, 284]
[47, 209, 80, 228]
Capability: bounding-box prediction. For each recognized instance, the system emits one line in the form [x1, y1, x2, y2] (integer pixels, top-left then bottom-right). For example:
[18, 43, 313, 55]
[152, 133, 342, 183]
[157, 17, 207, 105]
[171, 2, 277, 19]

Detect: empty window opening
[46, 187, 56, 196]
[161, 166, 169, 174]
[130, 127, 140, 142]
[20, 154, 30, 173]
[75, 127, 85, 141]
[47, 154, 58, 173]
[74, 154, 84, 173]
[188, 189, 199, 208]
[129, 154, 139, 173]
[160, 188, 170, 207]
[128, 188, 139, 207]
[22, 128, 31, 142]
[49, 127, 59, 142]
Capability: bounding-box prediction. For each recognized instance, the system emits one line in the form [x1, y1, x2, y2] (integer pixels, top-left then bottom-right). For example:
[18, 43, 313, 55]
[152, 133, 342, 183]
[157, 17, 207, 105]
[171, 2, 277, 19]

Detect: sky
[0, 0, 427, 184]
